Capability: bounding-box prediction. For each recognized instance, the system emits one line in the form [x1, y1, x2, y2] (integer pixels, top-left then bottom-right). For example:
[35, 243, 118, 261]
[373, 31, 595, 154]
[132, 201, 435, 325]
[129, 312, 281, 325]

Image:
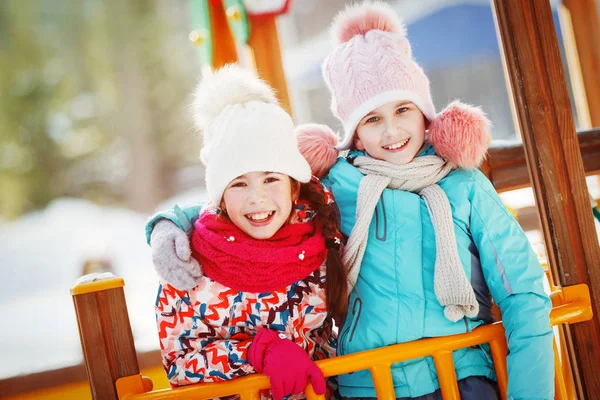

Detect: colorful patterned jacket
[155, 262, 336, 388]
[153, 202, 337, 389]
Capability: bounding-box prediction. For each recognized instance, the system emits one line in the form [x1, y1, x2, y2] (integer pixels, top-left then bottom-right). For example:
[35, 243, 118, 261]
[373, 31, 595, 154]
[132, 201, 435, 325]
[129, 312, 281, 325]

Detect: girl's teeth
[384, 138, 409, 150]
[248, 211, 273, 220]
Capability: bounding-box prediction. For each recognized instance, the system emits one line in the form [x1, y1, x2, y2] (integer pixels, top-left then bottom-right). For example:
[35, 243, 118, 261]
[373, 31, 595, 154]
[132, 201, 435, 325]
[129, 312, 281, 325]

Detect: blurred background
[1, 0, 599, 399]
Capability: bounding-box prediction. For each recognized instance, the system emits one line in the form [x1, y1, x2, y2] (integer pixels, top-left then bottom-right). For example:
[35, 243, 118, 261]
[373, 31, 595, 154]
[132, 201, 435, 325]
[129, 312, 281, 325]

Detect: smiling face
[355, 101, 427, 165]
[221, 171, 299, 239]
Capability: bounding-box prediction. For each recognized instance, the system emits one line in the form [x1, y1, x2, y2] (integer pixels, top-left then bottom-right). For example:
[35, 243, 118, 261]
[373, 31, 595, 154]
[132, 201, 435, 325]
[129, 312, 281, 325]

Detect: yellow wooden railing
[71, 275, 592, 400]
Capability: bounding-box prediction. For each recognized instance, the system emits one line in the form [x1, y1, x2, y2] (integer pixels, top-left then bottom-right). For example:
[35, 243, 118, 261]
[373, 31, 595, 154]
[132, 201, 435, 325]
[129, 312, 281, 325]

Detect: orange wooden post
[488, 337, 509, 399]
[368, 364, 396, 400]
[248, 16, 292, 115]
[432, 351, 460, 400]
[554, 339, 571, 400]
[71, 274, 142, 400]
[492, 0, 600, 397]
[210, 1, 238, 68]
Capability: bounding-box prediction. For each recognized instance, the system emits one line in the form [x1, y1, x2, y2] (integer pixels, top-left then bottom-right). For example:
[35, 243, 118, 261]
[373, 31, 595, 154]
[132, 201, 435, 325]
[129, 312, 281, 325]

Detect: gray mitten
[150, 220, 202, 290]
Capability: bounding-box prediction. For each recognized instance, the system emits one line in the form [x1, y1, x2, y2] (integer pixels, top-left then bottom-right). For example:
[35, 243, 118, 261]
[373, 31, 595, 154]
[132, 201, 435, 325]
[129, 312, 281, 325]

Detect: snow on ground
[0, 197, 193, 379]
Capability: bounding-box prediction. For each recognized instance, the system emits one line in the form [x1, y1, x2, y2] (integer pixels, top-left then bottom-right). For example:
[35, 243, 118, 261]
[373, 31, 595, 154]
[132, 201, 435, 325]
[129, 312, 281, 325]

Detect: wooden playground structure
[2, 0, 600, 399]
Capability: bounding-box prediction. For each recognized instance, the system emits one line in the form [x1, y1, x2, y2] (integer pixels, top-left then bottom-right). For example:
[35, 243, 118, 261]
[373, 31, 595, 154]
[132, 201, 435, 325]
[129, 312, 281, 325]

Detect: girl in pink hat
[294, 1, 553, 399]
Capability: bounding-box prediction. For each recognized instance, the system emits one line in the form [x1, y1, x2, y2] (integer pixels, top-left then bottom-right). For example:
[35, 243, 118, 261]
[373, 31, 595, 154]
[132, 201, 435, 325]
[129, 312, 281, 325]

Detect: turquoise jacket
[323, 148, 553, 400]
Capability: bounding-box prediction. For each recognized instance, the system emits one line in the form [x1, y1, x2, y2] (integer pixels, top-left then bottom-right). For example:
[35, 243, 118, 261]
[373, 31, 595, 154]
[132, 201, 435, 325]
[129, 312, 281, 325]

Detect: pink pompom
[331, 1, 406, 44]
[295, 124, 340, 178]
[428, 101, 492, 169]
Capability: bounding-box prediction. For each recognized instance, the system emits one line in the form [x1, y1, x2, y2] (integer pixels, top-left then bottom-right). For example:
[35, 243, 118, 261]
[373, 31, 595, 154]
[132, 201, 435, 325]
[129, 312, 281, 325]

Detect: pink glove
[248, 329, 326, 400]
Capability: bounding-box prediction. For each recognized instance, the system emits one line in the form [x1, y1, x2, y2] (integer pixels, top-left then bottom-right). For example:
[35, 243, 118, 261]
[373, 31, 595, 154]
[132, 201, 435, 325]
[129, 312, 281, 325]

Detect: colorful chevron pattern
[155, 261, 336, 394]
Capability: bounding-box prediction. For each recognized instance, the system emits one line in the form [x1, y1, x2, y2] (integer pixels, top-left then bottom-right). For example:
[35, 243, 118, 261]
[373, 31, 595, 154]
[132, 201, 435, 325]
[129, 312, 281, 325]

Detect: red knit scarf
[191, 212, 327, 293]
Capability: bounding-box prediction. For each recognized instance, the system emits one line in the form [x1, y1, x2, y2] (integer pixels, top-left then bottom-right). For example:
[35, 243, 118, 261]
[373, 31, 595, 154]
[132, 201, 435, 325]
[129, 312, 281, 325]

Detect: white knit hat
[193, 65, 312, 205]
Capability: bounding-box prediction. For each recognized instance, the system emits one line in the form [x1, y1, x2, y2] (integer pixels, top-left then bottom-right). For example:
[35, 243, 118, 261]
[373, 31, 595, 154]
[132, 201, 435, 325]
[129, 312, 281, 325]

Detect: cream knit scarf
[343, 154, 479, 322]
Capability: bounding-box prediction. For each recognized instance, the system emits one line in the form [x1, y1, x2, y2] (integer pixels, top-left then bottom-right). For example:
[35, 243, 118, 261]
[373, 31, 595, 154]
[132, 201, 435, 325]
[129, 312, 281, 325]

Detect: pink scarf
[191, 212, 327, 293]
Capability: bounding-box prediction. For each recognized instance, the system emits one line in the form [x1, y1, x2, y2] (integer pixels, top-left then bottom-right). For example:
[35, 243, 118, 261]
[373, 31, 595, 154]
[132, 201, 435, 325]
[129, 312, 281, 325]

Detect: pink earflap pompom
[428, 101, 492, 169]
[295, 124, 340, 178]
[331, 1, 406, 45]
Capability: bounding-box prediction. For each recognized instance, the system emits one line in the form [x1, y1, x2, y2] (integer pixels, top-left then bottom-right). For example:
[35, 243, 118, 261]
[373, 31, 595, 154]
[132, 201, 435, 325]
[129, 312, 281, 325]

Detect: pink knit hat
[323, 1, 436, 150]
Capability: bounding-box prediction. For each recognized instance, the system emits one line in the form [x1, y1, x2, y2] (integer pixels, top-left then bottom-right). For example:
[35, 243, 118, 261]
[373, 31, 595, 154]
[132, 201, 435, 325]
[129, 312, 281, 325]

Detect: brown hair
[297, 180, 348, 323]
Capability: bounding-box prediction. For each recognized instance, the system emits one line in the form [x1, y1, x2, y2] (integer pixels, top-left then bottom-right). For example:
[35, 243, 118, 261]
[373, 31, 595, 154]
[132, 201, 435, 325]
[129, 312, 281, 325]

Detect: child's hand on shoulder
[150, 219, 202, 290]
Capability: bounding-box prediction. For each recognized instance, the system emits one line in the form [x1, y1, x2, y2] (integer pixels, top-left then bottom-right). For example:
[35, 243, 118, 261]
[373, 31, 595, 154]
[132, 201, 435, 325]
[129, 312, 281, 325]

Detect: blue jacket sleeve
[145, 203, 204, 245]
[468, 173, 553, 400]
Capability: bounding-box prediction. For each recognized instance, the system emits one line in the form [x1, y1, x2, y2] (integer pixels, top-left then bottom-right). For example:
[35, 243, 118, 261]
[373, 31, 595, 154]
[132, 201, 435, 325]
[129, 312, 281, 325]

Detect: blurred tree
[0, 0, 203, 219]
[0, 0, 65, 218]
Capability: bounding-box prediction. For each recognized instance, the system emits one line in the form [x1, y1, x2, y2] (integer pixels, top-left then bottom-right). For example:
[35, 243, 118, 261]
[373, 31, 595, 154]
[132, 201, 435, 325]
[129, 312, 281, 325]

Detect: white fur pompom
[331, 1, 406, 45]
[192, 64, 278, 134]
